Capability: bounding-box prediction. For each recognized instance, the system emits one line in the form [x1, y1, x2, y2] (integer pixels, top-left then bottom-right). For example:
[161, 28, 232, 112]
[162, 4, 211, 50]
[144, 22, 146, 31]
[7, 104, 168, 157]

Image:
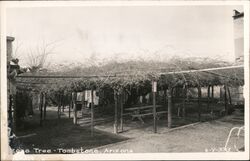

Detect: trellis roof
[15, 58, 244, 93]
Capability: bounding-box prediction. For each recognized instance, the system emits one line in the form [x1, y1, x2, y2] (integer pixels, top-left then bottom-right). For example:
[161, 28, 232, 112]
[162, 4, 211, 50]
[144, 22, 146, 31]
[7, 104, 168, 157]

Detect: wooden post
[211, 86, 214, 101]
[8, 95, 13, 133]
[211, 85, 214, 119]
[57, 94, 61, 119]
[73, 92, 77, 125]
[227, 87, 232, 105]
[40, 93, 43, 126]
[69, 92, 73, 118]
[198, 87, 201, 121]
[62, 94, 65, 112]
[12, 94, 17, 133]
[224, 85, 228, 115]
[82, 91, 85, 118]
[114, 90, 118, 134]
[167, 88, 172, 128]
[152, 81, 157, 133]
[43, 93, 46, 120]
[153, 90, 157, 133]
[207, 86, 210, 110]
[69, 93, 71, 118]
[182, 87, 187, 117]
[163, 89, 167, 105]
[177, 107, 180, 117]
[120, 90, 124, 132]
[60, 94, 62, 113]
[91, 89, 94, 136]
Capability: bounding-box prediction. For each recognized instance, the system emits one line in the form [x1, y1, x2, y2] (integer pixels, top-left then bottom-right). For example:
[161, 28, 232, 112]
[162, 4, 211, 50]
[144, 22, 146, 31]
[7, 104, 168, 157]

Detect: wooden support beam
[82, 91, 85, 118]
[57, 104, 61, 119]
[167, 88, 172, 128]
[57, 94, 61, 119]
[17, 74, 117, 79]
[211, 85, 214, 119]
[73, 92, 77, 125]
[60, 94, 62, 113]
[183, 87, 187, 118]
[120, 91, 124, 132]
[12, 94, 17, 133]
[43, 93, 46, 120]
[152, 81, 157, 133]
[198, 87, 201, 121]
[227, 87, 232, 105]
[159, 65, 243, 75]
[177, 106, 180, 117]
[153, 90, 157, 133]
[164, 90, 167, 105]
[114, 90, 118, 134]
[8, 95, 13, 133]
[39, 93, 43, 126]
[69, 94, 71, 118]
[219, 87, 223, 101]
[224, 85, 228, 115]
[211, 86, 214, 101]
[207, 86, 210, 110]
[91, 89, 94, 136]
[62, 94, 65, 112]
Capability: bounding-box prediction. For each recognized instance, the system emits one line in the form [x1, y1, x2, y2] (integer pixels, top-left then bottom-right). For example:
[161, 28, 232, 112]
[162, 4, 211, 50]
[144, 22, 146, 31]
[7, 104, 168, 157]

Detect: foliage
[16, 57, 244, 95]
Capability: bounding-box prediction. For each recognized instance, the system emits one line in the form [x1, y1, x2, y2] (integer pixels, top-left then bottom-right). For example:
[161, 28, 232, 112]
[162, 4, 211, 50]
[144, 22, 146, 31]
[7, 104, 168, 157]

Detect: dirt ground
[14, 107, 128, 154]
[97, 117, 244, 153]
[13, 106, 244, 153]
[95, 108, 244, 153]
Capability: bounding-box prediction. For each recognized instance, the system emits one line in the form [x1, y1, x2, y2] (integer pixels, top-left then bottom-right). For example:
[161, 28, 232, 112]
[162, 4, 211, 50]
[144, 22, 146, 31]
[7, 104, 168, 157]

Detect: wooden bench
[131, 111, 167, 124]
[210, 109, 225, 119]
[125, 105, 165, 124]
[125, 105, 162, 111]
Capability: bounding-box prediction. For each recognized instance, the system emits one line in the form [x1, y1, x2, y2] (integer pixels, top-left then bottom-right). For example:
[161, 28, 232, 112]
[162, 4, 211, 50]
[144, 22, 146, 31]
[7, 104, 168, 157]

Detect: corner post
[198, 86, 201, 121]
[39, 92, 43, 126]
[152, 81, 157, 133]
[73, 92, 77, 125]
[114, 90, 118, 134]
[224, 85, 228, 115]
[120, 90, 124, 132]
[167, 87, 172, 128]
[91, 89, 94, 136]
[207, 85, 210, 110]
[43, 92, 47, 120]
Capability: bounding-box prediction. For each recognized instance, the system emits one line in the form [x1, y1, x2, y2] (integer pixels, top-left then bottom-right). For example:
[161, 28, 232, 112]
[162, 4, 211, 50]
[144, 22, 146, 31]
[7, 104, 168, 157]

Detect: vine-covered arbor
[15, 58, 244, 134]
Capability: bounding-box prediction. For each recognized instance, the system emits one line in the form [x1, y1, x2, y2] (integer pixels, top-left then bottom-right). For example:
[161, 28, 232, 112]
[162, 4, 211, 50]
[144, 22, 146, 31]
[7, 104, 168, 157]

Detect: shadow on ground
[13, 113, 128, 154]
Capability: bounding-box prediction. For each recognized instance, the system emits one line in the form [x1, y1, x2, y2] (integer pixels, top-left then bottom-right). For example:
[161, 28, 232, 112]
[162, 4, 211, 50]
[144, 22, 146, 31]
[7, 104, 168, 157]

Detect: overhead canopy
[15, 58, 244, 93]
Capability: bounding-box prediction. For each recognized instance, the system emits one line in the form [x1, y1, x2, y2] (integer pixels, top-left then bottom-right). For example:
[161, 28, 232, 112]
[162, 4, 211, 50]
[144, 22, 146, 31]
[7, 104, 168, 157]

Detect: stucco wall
[233, 17, 244, 63]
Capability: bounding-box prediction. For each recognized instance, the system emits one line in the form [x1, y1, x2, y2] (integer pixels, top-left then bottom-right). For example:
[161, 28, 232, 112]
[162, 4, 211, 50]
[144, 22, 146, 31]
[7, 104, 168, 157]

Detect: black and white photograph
[1, 0, 249, 160]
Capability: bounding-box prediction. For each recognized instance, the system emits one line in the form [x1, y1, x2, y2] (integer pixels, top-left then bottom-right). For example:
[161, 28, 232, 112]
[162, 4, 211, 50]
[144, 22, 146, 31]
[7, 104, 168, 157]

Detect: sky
[6, 5, 243, 67]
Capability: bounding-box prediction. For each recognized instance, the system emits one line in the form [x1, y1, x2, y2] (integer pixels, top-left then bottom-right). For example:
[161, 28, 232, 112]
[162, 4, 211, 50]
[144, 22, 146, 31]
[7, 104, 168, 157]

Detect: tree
[26, 40, 58, 73]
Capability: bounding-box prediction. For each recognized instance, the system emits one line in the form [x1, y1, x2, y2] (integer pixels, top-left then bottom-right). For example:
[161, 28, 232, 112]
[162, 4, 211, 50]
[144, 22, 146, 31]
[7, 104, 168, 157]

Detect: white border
[1, 1, 249, 160]
[243, 1, 250, 159]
